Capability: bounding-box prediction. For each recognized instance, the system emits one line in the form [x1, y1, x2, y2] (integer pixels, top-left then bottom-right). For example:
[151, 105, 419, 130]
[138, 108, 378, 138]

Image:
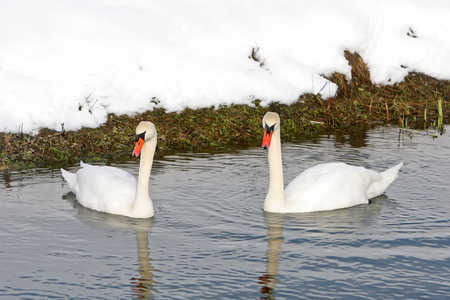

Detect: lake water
[1, 126, 450, 299]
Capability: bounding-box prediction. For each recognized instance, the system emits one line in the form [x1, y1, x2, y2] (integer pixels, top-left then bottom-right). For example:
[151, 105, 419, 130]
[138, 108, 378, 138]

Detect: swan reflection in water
[259, 212, 285, 300]
[64, 192, 157, 299]
[131, 228, 156, 299]
[259, 195, 392, 299]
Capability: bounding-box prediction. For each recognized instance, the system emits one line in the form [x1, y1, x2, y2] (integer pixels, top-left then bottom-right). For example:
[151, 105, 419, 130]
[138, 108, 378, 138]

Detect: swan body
[262, 112, 403, 213]
[61, 121, 157, 218]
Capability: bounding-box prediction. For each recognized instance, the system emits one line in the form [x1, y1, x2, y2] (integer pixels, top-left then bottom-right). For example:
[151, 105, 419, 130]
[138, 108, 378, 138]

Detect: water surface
[1, 126, 450, 299]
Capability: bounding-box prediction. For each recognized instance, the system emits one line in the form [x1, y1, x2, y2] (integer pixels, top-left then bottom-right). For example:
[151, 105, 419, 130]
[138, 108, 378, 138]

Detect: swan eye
[135, 131, 146, 142]
[265, 123, 275, 133]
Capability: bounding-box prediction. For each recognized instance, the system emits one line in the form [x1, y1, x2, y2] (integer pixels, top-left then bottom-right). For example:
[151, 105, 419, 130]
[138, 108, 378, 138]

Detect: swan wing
[284, 163, 381, 212]
[75, 164, 137, 214]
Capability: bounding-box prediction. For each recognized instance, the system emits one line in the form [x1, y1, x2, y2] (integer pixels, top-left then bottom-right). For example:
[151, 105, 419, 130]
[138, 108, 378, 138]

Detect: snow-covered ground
[1, 0, 449, 133]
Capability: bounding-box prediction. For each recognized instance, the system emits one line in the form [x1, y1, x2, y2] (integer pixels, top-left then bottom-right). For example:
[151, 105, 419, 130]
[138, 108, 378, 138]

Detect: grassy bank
[1, 51, 449, 171]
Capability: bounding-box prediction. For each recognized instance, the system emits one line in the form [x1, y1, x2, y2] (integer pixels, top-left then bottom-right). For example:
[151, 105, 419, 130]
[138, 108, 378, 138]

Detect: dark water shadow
[63, 192, 157, 299]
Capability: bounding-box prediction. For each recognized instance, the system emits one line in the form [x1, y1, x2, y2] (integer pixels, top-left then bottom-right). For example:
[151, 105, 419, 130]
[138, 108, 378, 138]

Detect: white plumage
[262, 112, 403, 213]
[61, 121, 157, 218]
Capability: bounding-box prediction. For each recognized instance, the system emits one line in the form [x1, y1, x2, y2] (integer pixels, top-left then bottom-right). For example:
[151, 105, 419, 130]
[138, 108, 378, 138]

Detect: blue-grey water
[1, 126, 450, 299]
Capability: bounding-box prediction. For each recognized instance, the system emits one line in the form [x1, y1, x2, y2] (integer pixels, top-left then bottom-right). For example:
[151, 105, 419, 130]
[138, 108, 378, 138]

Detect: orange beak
[132, 137, 144, 157]
[262, 124, 275, 149]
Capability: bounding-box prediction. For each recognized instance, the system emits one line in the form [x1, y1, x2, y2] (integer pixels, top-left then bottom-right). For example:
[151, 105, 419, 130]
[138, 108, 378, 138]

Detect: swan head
[132, 121, 157, 157]
[262, 112, 280, 149]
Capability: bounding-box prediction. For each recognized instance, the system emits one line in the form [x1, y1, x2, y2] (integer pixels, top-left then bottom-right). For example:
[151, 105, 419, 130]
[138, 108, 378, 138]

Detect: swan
[61, 121, 157, 218]
[261, 112, 403, 213]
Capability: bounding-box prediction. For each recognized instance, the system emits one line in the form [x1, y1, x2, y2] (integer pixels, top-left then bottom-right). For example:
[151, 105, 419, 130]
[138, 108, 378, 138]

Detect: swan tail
[61, 168, 79, 195]
[367, 162, 403, 199]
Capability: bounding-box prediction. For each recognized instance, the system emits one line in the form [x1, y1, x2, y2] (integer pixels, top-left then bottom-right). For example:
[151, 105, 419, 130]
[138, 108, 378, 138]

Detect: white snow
[1, 0, 449, 133]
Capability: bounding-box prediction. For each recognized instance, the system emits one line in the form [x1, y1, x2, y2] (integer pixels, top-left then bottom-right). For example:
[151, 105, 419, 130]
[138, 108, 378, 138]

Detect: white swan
[61, 121, 157, 218]
[262, 112, 403, 213]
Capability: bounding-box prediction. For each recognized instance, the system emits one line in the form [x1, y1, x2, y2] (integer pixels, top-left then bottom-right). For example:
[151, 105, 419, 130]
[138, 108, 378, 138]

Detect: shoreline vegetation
[1, 52, 449, 171]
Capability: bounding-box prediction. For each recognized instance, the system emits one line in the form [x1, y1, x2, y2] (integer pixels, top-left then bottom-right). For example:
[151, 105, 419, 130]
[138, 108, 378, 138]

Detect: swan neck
[265, 129, 285, 211]
[134, 137, 156, 214]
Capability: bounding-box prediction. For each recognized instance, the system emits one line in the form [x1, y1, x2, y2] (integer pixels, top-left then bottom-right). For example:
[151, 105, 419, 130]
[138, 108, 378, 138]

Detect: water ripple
[1, 126, 450, 298]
